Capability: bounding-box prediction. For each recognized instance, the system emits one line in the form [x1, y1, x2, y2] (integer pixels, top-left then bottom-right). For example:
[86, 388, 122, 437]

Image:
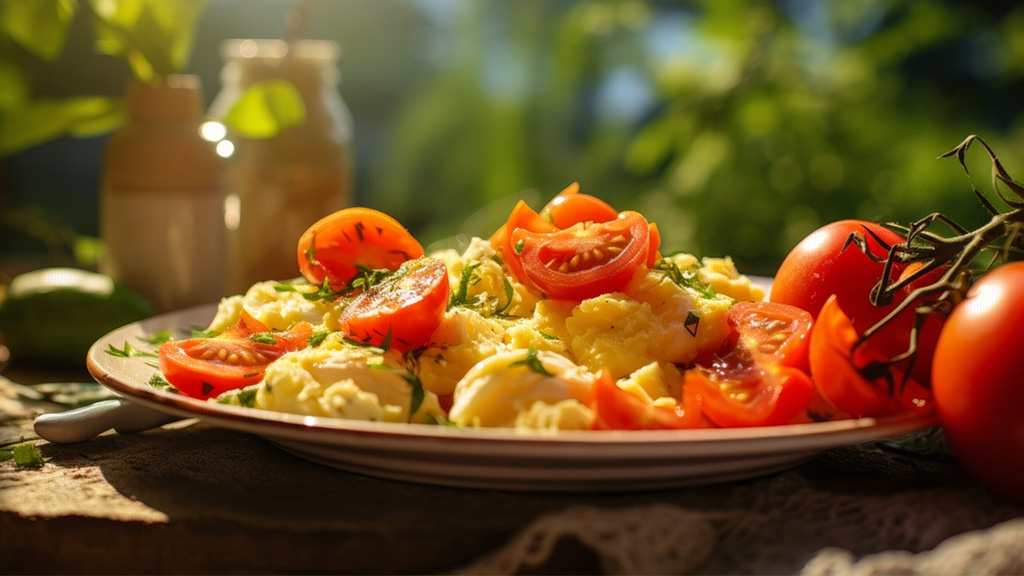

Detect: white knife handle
[34, 399, 182, 444]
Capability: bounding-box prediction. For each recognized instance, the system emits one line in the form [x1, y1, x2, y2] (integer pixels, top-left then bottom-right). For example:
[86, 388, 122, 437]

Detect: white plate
[86, 302, 937, 492]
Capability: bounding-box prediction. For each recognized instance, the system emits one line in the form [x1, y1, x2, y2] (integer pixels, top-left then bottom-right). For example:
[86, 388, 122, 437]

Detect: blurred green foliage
[0, 0, 206, 155]
[372, 0, 1024, 274]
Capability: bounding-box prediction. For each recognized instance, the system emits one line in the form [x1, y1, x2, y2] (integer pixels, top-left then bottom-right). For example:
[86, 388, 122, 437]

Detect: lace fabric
[460, 430, 1024, 575]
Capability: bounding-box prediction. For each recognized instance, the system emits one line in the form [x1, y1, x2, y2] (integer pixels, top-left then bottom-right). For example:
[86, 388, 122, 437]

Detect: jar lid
[220, 38, 340, 63]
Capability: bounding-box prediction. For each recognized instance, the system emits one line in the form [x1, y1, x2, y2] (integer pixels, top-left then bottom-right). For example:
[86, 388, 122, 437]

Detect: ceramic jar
[100, 74, 225, 313]
[209, 39, 354, 294]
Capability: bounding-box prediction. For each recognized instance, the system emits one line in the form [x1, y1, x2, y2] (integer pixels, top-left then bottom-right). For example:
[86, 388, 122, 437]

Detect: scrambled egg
[448, 349, 595, 429]
[208, 236, 765, 431]
[208, 280, 345, 333]
[257, 343, 444, 423]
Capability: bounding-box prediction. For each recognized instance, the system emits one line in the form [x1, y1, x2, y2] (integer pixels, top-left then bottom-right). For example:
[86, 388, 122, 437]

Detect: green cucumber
[0, 268, 153, 367]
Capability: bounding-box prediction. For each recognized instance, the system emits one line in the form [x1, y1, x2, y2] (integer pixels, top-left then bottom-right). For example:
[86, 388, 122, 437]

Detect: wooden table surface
[3, 366, 1023, 575]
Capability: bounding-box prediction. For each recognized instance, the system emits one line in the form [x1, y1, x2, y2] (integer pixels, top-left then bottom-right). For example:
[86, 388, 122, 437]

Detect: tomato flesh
[728, 300, 813, 372]
[297, 207, 424, 290]
[489, 200, 558, 287]
[341, 256, 449, 352]
[159, 312, 312, 399]
[932, 263, 1024, 503]
[685, 301, 815, 427]
[512, 211, 650, 300]
[589, 370, 707, 430]
[808, 295, 932, 418]
[539, 183, 619, 229]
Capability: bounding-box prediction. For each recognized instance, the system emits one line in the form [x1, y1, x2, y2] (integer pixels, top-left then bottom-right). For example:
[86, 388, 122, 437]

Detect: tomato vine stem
[849, 135, 1024, 386]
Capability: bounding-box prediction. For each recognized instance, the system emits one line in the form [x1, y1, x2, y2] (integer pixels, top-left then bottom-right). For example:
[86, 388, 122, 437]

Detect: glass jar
[209, 39, 354, 295]
[100, 74, 225, 313]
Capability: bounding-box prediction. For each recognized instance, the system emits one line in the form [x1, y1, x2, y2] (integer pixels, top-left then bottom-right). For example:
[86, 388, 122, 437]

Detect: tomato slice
[808, 295, 932, 418]
[589, 370, 707, 430]
[511, 211, 651, 300]
[341, 256, 450, 352]
[539, 183, 619, 229]
[159, 312, 313, 399]
[489, 199, 558, 286]
[684, 301, 815, 427]
[647, 221, 662, 267]
[728, 301, 813, 372]
[297, 207, 425, 290]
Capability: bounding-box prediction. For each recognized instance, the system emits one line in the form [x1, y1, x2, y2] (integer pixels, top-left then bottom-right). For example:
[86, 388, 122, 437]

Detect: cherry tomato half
[932, 262, 1024, 503]
[341, 256, 450, 352]
[685, 302, 815, 427]
[159, 312, 312, 399]
[297, 207, 425, 290]
[539, 182, 619, 229]
[511, 211, 651, 301]
[808, 295, 932, 418]
[489, 199, 559, 286]
[589, 370, 707, 430]
[728, 300, 813, 372]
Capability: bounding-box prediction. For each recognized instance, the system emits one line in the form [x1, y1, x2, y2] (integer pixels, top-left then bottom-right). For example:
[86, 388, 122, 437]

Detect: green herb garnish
[249, 333, 278, 345]
[0, 443, 49, 468]
[449, 262, 482, 310]
[308, 331, 329, 347]
[105, 341, 158, 358]
[509, 347, 554, 376]
[139, 331, 172, 346]
[653, 256, 717, 298]
[191, 326, 218, 338]
[148, 373, 171, 389]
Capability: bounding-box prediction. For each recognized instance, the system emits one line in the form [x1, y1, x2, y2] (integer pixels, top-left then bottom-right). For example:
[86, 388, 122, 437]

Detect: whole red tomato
[932, 262, 1024, 502]
[770, 219, 943, 387]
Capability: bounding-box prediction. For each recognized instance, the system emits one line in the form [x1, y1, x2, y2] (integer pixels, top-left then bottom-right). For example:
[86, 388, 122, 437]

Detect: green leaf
[220, 79, 307, 139]
[0, 60, 31, 112]
[89, 0, 205, 80]
[0, 443, 50, 468]
[249, 333, 278, 345]
[509, 348, 554, 377]
[307, 331, 329, 347]
[0, 96, 124, 155]
[3, 0, 77, 61]
[405, 373, 424, 421]
[147, 373, 171, 389]
[104, 341, 157, 358]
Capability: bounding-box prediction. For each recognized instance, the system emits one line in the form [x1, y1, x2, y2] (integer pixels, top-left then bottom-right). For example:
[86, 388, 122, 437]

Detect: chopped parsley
[449, 263, 482, 309]
[303, 232, 320, 266]
[275, 278, 346, 303]
[148, 373, 172, 390]
[0, 443, 49, 468]
[105, 341, 158, 359]
[308, 331, 329, 347]
[368, 364, 425, 421]
[653, 256, 717, 298]
[426, 413, 460, 428]
[685, 311, 701, 337]
[509, 347, 554, 376]
[191, 326, 219, 338]
[139, 331, 172, 346]
[274, 264, 401, 303]
[249, 333, 278, 345]
[217, 387, 259, 408]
